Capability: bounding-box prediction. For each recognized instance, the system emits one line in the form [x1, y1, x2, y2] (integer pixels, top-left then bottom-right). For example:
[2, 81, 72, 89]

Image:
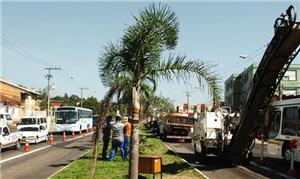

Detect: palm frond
[146, 54, 221, 103]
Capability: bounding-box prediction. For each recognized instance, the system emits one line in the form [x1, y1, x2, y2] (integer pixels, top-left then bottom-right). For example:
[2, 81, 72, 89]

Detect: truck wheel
[284, 149, 291, 163]
[194, 144, 200, 156]
[185, 139, 192, 143]
[162, 134, 167, 142]
[15, 140, 20, 150]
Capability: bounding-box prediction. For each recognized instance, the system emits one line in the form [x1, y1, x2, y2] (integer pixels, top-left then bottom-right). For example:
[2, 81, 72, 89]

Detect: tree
[97, 4, 220, 179]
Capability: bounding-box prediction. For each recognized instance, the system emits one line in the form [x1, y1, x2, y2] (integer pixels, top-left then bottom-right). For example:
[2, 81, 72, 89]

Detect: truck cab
[0, 120, 22, 152]
[160, 113, 194, 143]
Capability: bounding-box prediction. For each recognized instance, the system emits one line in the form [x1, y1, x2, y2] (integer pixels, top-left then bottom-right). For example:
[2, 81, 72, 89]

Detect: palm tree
[97, 4, 220, 179]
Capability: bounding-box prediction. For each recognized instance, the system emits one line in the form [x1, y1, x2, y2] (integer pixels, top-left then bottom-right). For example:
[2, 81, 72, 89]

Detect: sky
[1, 1, 300, 106]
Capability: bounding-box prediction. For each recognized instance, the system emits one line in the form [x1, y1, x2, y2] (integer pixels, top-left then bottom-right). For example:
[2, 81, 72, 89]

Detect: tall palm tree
[98, 4, 220, 179]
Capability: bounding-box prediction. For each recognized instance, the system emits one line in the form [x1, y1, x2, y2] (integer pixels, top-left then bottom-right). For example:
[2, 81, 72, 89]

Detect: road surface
[0, 132, 93, 179]
[164, 141, 299, 179]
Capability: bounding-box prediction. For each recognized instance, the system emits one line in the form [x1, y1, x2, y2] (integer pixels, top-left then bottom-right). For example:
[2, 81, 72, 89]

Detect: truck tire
[199, 142, 207, 161]
[194, 144, 200, 156]
[185, 139, 192, 143]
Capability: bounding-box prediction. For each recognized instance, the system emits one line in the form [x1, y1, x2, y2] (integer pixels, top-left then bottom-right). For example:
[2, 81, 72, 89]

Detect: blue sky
[1, 1, 300, 106]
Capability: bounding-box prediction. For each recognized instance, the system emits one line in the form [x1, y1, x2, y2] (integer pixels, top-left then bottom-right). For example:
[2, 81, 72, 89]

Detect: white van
[17, 116, 43, 130]
[0, 113, 13, 126]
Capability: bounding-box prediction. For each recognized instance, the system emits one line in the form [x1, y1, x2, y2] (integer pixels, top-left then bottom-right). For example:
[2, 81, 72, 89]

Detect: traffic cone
[79, 130, 82, 136]
[23, 137, 30, 152]
[72, 131, 75, 138]
[49, 133, 54, 145]
[63, 132, 67, 142]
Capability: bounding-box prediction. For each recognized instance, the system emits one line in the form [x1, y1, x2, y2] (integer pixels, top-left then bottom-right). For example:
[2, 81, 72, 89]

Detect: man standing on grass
[102, 115, 112, 160]
[108, 115, 125, 161]
[123, 117, 132, 160]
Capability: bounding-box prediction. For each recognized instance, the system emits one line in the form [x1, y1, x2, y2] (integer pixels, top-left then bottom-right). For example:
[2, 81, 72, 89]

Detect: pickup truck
[0, 122, 22, 152]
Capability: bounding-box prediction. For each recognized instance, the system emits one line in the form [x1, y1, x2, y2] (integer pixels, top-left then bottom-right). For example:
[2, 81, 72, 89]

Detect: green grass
[51, 129, 205, 179]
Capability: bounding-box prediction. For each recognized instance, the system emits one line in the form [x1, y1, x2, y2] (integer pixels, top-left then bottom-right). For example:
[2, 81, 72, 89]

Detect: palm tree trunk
[129, 84, 140, 179]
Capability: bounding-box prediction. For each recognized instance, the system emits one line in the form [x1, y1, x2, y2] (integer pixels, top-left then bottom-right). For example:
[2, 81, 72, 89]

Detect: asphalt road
[0, 132, 94, 179]
[164, 142, 263, 179]
[164, 141, 299, 179]
[251, 141, 300, 179]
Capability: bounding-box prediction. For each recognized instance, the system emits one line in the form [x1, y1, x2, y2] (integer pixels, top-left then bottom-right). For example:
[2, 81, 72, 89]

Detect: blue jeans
[109, 140, 125, 161]
[124, 136, 131, 159]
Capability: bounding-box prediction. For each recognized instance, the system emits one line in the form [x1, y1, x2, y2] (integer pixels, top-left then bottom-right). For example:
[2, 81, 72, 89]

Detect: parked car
[0, 119, 22, 152]
[19, 125, 48, 144]
[0, 113, 13, 126]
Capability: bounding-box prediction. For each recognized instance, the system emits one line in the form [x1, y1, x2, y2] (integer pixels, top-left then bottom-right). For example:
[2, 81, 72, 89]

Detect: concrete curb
[163, 143, 209, 179]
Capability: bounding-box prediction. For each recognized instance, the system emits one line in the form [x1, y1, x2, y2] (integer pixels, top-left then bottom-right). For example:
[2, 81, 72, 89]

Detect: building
[224, 64, 300, 111]
[0, 78, 44, 121]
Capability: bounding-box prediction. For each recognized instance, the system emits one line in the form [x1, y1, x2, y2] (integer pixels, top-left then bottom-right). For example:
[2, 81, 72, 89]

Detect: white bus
[55, 106, 93, 132]
[266, 98, 300, 162]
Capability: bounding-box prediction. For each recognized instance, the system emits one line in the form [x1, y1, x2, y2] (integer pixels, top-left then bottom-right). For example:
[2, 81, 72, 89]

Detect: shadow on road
[49, 160, 73, 168]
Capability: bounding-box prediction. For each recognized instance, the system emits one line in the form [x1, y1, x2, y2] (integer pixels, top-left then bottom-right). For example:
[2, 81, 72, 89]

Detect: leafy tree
[83, 97, 100, 114]
[96, 4, 220, 178]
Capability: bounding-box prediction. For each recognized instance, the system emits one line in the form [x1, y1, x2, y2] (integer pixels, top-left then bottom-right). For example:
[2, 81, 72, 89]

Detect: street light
[239, 55, 255, 64]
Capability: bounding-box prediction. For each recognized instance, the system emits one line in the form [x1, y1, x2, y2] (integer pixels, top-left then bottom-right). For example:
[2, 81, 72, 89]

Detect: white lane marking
[47, 139, 96, 179]
[0, 145, 50, 164]
[163, 143, 209, 179]
[0, 132, 93, 164]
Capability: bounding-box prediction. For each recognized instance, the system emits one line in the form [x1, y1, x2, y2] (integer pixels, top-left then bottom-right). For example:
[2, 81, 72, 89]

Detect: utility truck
[193, 111, 239, 157]
[0, 119, 22, 152]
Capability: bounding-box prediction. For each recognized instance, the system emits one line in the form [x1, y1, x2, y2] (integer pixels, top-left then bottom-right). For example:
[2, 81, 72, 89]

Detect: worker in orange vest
[123, 117, 132, 160]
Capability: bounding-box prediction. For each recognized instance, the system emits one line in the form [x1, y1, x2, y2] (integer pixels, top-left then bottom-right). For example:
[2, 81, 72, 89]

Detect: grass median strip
[51, 129, 205, 179]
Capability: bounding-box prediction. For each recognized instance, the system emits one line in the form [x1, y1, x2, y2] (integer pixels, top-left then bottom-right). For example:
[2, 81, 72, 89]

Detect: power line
[1, 37, 87, 90]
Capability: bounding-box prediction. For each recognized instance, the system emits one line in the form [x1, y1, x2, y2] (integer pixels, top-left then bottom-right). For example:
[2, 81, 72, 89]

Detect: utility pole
[79, 87, 88, 107]
[184, 90, 192, 112]
[45, 67, 61, 116]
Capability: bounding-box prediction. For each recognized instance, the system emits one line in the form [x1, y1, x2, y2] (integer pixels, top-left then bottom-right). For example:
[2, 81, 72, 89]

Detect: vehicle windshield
[20, 118, 37, 125]
[268, 110, 281, 138]
[55, 111, 78, 124]
[282, 107, 300, 136]
[167, 117, 194, 125]
[20, 127, 39, 132]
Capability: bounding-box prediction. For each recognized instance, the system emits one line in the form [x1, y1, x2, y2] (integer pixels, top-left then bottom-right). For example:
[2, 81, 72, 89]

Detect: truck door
[2, 127, 11, 145]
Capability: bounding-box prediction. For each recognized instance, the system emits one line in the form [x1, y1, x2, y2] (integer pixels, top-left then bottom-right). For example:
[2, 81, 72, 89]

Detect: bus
[266, 98, 300, 162]
[55, 106, 93, 132]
